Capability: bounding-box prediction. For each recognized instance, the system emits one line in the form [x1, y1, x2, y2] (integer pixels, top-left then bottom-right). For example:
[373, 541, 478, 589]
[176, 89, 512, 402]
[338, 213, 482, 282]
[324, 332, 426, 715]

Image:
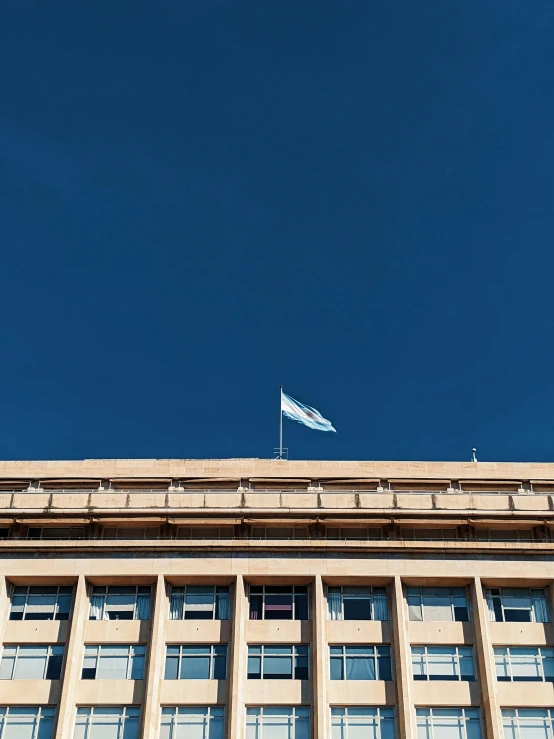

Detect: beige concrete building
[1, 458, 554, 739]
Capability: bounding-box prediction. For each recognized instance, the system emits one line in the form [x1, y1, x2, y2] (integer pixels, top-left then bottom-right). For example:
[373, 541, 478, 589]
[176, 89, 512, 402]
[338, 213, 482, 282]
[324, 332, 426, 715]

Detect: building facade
[0, 457, 554, 739]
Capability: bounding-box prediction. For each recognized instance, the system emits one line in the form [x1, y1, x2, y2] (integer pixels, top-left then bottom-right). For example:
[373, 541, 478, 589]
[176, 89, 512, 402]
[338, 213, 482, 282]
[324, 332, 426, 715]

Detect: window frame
[329, 645, 392, 681]
[494, 647, 554, 682]
[502, 708, 554, 739]
[250, 527, 309, 540]
[330, 706, 395, 739]
[164, 644, 228, 681]
[74, 706, 141, 739]
[101, 527, 160, 540]
[0, 645, 64, 680]
[416, 708, 482, 739]
[0, 706, 56, 739]
[89, 585, 151, 621]
[486, 588, 549, 623]
[9, 585, 73, 622]
[245, 706, 310, 738]
[175, 527, 235, 540]
[325, 527, 383, 540]
[81, 644, 146, 680]
[476, 529, 534, 542]
[247, 645, 309, 680]
[168, 585, 230, 621]
[407, 587, 470, 623]
[411, 646, 475, 682]
[160, 706, 224, 739]
[27, 527, 86, 540]
[248, 585, 309, 621]
[327, 585, 388, 621]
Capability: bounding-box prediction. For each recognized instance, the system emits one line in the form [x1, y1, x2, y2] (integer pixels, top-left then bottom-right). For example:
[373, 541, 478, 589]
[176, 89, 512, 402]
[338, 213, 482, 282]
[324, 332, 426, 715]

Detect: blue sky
[1, 0, 554, 462]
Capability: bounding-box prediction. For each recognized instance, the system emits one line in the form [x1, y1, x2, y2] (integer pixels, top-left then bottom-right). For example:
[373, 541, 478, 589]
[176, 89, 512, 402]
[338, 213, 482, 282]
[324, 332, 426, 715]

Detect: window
[164, 645, 227, 680]
[495, 647, 554, 682]
[486, 588, 549, 623]
[331, 707, 395, 739]
[407, 587, 469, 622]
[176, 527, 234, 539]
[102, 527, 159, 539]
[330, 645, 391, 681]
[328, 586, 388, 621]
[0, 646, 64, 680]
[401, 529, 457, 541]
[476, 529, 533, 542]
[0, 529, 9, 539]
[326, 527, 383, 540]
[169, 586, 230, 620]
[416, 708, 482, 739]
[0, 707, 55, 739]
[9, 586, 73, 621]
[246, 707, 309, 739]
[27, 527, 85, 539]
[89, 586, 151, 621]
[249, 586, 308, 620]
[73, 707, 140, 739]
[247, 645, 309, 680]
[412, 647, 475, 681]
[502, 709, 554, 739]
[251, 527, 308, 539]
[82, 645, 145, 680]
[161, 707, 224, 739]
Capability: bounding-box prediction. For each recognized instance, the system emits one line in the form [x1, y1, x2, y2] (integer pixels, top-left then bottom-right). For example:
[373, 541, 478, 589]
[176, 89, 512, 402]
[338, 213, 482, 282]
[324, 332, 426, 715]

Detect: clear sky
[1, 1, 554, 463]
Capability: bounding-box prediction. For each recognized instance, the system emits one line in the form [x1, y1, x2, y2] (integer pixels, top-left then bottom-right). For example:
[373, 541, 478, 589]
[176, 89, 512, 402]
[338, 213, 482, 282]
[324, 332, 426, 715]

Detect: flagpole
[279, 385, 283, 460]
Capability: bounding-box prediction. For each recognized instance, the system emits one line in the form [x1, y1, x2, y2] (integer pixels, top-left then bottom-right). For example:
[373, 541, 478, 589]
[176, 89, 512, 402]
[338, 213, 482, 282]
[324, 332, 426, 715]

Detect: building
[1, 457, 554, 739]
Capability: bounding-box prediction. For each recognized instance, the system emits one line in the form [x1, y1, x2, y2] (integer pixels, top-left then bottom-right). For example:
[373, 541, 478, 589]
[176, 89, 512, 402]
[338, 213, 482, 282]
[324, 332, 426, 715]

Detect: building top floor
[2, 457, 554, 493]
[3, 460, 554, 544]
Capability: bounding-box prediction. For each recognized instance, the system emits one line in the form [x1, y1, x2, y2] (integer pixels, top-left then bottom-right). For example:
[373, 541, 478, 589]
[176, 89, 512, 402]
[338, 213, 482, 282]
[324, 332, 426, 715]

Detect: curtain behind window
[328, 590, 342, 621]
[216, 591, 230, 620]
[169, 593, 184, 620]
[532, 594, 549, 623]
[90, 595, 105, 621]
[136, 595, 151, 621]
[486, 592, 497, 622]
[345, 655, 375, 680]
[373, 593, 388, 621]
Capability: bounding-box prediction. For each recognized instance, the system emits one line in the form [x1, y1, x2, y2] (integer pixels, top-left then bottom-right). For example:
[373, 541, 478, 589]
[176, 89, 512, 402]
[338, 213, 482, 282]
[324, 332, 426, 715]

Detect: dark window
[247, 645, 309, 680]
[249, 585, 308, 621]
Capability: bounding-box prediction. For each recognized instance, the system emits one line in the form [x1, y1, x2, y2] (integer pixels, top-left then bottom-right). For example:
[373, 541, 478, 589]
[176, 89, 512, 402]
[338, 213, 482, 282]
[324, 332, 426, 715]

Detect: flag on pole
[281, 389, 336, 432]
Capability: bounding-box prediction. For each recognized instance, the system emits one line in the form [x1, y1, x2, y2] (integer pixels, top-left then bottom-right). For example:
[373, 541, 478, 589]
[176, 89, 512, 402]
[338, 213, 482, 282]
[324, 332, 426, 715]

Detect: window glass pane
[343, 598, 371, 621]
[180, 656, 211, 680]
[427, 648, 457, 678]
[510, 649, 541, 679]
[14, 648, 49, 679]
[422, 594, 452, 622]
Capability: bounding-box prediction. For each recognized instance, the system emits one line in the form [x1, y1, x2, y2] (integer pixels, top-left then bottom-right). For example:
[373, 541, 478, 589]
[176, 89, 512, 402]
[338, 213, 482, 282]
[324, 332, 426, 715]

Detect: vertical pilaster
[470, 577, 502, 739]
[55, 575, 88, 739]
[0, 576, 10, 646]
[312, 575, 330, 739]
[142, 575, 167, 739]
[392, 577, 415, 739]
[227, 575, 247, 739]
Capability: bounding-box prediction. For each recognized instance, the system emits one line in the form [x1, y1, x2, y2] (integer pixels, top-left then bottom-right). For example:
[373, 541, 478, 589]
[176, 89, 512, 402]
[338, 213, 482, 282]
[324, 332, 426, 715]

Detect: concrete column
[470, 577, 502, 739]
[0, 576, 11, 646]
[392, 577, 415, 739]
[312, 575, 330, 739]
[54, 575, 88, 739]
[227, 576, 247, 739]
[142, 575, 167, 739]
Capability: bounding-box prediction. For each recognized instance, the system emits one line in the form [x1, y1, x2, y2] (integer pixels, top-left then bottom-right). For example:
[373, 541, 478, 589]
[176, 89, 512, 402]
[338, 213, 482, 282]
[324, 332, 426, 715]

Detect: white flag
[281, 390, 336, 432]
